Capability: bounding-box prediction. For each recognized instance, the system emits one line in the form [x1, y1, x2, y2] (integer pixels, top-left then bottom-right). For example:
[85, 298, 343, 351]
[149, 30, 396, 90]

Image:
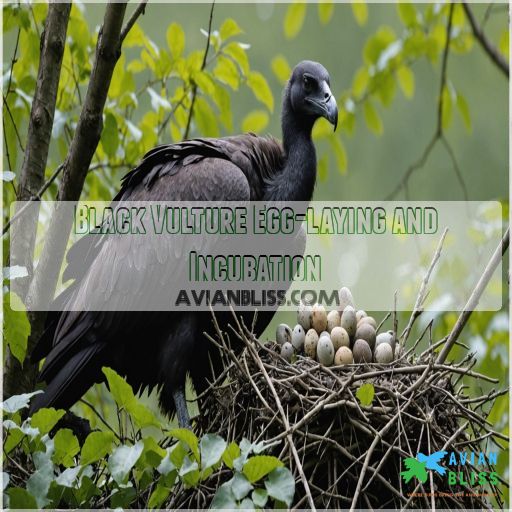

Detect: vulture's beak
[322, 81, 338, 131]
[307, 81, 338, 131]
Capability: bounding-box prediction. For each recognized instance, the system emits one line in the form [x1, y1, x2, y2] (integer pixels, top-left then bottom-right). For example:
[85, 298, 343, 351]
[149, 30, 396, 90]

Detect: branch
[386, 4, 469, 201]
[120, 0, 148, 43]
[183, 1, 215, 140]
[4, 3, 71, 397]
[436, 226, 510, 364]
[462, 1, 509, 79]
[10, 1, 71, 280]
[24, 2, 128, 356]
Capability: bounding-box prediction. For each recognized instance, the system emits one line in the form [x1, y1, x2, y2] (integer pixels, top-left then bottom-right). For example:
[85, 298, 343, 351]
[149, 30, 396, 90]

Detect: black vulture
[29, 61, 338, 428]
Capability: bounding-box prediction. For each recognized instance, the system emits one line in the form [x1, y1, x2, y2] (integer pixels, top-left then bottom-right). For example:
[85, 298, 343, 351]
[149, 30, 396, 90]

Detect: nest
[168, 310, 508, 510]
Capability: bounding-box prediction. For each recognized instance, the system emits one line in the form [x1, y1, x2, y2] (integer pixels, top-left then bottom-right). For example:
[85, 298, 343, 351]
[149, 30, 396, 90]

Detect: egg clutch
[275, 287, 397, 366]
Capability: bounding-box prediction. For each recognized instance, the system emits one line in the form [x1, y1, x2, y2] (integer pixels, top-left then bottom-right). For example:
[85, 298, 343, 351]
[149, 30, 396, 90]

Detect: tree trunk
[4, 2, 71, 397]
[5, 2, 128, 396]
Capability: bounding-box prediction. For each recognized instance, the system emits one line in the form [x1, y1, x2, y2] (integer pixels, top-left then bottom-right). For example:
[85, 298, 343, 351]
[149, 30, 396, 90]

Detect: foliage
[2, 370, 294, 509]
[2, 3, 274, 224]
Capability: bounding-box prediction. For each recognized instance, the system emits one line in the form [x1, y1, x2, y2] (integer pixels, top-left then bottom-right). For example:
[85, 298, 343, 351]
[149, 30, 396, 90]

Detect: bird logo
[401, 451, 447, 483]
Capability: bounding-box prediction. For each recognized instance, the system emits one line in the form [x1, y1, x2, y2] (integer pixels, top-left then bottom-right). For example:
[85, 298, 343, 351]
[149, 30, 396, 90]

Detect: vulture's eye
[303, 74, 316, 92]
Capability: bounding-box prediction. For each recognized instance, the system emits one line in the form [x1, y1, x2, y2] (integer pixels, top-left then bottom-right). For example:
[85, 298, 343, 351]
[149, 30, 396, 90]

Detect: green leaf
[317, 154, 329, 182]
[376, 70, 396, 106]
[230, 472, 253, 500]
[200, 434, 227, 469]
[55, 466, 81, 488]
[212, 483, 237, 509]
[318, 2, 334, 25]
[8, 487, 38, 509]
[3, 292, 31, 364]
[264, 467, 295, 506]
[247, 71, 274, 112]
[499, 29, 509, 60]
[53, 428, 80, 467]
[101, 113, 118, 158]
[108, 441, 144, 484]
[397, 2, 417, 27]
[220, 18, 243, 40]
[102, 367, 134, 410]
[81, 431, 115, 465]
[194, 96, 220, 137]
[148, 482, 171, 508]
[364, 101, 383, 136]
[284, 2, 307, 39]
[271, 54, 292, 85]
[168, 428, 200, 461]
[166, 22, 185, 59]
[456, 92, 471, 133]
[147, 87, 171, 111]
[356, 382, 375, 406]
[397, 65, 415, 99]
[214, 55, 240, 90]
[329, 136, 348, 174]
[252, 488, 268, 507]
[223, 42, 249, 76]
[351, 1, 368, 26]
[157, 449, 176, 475]
[441, 84, 453, 130]
[222, 441, 241, 469]
[243, 455, 283, 483]
[2, 472, 9, 491]
[123, 23, 147, 48]
[352, 67, 369, 97]
[26, 450, 54, 508]
[242, 110, 269, 133]
[30, 408, 65, 435]
[1, 390, 43, 414]
[213, 83, 233, 130]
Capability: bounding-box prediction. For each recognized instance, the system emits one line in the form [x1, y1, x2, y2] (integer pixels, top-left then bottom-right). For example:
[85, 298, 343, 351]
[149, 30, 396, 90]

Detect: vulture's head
[287, 60, 338, 131]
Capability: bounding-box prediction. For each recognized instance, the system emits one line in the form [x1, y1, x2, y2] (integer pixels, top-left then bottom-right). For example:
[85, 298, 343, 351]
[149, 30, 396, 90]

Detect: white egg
[340, 306, 357, 338]
[297, 301, 313, 331]
[276, 324, 292, 345]
[291, 324, 306, 351]
[338, 287, 355, 313]
[317, 336, 335, 366]
[374, 342, 393, 364]
[281, 342, 294, 362]
[376, 331, 396, 353]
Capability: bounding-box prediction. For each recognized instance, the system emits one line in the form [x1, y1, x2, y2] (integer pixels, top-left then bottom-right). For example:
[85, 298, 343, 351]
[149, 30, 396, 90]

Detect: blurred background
[3, 0, 509, 494]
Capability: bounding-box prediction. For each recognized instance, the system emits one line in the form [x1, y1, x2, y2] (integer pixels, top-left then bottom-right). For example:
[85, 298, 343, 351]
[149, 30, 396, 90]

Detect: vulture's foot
[173, 386, 191, 429]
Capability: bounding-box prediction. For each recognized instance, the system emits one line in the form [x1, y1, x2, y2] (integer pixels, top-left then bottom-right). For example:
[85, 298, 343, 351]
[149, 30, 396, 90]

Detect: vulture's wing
[31, 135, 283, 411]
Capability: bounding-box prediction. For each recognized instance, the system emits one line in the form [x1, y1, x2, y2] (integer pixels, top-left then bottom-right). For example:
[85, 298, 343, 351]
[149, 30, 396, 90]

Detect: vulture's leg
[172, 384, 191, 429]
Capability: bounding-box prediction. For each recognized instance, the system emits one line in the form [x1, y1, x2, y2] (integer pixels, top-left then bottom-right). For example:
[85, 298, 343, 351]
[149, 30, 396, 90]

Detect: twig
[183, 1, 215, 140]
[386, 4, 464, 200]
[462, 1, 509, 78]
[401, 228, 448, 345]
[436, 227, 509, 364]
[120, 0, 149, 43]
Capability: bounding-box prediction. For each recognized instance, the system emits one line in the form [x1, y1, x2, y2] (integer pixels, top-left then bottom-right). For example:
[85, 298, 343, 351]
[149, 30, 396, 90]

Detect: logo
[401, 451, 447, 483]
